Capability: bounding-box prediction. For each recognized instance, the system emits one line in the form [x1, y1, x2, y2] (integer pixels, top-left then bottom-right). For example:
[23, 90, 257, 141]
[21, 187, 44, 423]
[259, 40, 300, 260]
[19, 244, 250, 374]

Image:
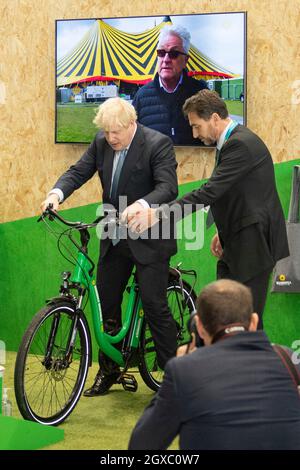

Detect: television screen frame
[55, 11, 247, 147]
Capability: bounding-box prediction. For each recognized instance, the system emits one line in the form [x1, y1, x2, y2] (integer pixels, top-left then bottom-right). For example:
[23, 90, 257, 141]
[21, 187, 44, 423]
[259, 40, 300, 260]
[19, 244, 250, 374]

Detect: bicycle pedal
[119, 373, 138, 392]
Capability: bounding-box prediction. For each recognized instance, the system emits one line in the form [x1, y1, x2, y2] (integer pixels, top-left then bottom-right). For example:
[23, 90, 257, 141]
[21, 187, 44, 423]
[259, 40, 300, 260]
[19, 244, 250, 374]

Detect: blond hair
[93, 97, 137, 130]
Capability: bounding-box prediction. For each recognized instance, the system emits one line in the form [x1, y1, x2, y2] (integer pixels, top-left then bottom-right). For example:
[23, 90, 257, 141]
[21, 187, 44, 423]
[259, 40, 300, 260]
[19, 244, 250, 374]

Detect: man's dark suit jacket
[175, 125, 289, 282]
[54, 124, 178, 264]
[129, 331, 300, 450]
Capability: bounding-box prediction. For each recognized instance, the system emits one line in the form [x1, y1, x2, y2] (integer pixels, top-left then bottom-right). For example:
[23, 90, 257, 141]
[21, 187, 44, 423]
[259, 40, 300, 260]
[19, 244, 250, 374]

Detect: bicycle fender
[46, 295, 77, 307]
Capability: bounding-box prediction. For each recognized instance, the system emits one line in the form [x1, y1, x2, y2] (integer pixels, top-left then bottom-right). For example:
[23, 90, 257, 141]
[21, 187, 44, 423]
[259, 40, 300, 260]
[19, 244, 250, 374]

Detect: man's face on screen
[157, 34, 189, 88]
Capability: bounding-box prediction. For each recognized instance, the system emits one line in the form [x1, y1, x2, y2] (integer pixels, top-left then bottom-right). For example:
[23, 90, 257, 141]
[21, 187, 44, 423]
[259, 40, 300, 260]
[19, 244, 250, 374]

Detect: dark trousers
[217, 259, 272, 329]
[97, 240, 178, 370]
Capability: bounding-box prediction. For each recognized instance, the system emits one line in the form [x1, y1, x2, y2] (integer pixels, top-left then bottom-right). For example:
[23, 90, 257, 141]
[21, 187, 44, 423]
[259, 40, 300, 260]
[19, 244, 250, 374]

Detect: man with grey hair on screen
[133, 24, 208, 145]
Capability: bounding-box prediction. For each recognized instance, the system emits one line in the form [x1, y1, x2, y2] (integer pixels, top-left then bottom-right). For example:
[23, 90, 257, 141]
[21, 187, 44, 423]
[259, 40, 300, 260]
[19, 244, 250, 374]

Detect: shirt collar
[159, 73, 183, 93]
[217, 119, 233, 150]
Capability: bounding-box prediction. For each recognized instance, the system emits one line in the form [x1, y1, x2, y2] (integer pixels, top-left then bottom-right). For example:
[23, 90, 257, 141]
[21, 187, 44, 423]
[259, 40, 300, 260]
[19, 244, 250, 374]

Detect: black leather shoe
[83, 370, 120, 397]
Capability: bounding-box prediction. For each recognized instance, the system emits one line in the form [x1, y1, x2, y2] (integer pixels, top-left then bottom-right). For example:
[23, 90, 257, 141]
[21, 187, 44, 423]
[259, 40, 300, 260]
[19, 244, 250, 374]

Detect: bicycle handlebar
[38, 204, 115, 273]
[38, 204, 116, 229]
[38, 205, 125, 265]
[38, 205, 196, 283]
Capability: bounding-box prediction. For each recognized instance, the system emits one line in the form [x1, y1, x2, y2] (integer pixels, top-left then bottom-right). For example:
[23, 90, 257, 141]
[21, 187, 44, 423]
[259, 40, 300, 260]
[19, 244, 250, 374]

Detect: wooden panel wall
[1, 0, 299, 223]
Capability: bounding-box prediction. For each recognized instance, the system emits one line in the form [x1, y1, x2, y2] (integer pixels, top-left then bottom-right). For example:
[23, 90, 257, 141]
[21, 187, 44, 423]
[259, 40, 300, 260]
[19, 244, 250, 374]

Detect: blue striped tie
[110, 149, 127, 205]
[110, 149, 127, 245]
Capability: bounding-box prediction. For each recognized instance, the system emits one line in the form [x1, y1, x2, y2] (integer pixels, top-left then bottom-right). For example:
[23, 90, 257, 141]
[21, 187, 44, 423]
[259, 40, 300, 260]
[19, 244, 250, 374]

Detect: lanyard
[215, 120, 238, 166]
[223, 120, 238, 146]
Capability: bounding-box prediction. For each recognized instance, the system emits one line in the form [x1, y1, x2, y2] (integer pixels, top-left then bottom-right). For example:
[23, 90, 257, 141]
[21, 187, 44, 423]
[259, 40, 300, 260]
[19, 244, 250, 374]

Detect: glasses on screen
[156, 49, 188, 59]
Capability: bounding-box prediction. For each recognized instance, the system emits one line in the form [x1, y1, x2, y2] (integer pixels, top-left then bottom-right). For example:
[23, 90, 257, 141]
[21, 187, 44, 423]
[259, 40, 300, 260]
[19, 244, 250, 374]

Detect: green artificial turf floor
[3, 352, 178, 450]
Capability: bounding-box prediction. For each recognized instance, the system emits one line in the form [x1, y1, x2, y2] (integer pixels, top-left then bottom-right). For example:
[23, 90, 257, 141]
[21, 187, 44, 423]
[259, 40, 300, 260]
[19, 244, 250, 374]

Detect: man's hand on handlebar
[40, 193, 60, 213]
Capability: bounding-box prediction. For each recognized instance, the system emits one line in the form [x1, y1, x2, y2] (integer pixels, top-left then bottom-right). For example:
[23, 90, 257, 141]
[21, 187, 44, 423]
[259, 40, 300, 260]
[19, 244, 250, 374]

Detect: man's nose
[192, 128, 199, 138]
[162, 54, 172, 63]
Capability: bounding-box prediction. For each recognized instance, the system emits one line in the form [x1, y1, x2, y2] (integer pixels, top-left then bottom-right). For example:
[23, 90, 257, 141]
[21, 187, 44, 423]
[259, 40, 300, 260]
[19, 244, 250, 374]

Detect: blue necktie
[110, 149, 127, 245]
[110, 149, 127, 205]
[206, 148, 220, 229]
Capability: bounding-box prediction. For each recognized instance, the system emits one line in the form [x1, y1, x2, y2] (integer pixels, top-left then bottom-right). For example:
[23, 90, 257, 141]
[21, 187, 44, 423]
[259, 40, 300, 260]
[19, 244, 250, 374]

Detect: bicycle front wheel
[139, 280, 196, 391]
[14, 301, 91, 425]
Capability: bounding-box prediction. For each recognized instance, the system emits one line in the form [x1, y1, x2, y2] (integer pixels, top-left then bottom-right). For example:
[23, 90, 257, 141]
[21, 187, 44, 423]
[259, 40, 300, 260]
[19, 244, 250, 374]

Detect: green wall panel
[1, 159, 299, 356]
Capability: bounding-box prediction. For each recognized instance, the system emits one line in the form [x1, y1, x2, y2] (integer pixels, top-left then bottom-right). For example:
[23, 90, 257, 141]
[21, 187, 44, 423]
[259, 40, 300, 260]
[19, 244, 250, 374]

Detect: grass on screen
[56, 100, 244, 143]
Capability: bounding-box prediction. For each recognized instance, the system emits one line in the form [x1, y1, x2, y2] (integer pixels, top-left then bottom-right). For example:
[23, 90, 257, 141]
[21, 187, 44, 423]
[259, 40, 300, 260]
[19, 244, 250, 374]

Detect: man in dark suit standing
[129, 279, 300, 450]
[129, 90, 289, 328]
[41, 97, 178, 396]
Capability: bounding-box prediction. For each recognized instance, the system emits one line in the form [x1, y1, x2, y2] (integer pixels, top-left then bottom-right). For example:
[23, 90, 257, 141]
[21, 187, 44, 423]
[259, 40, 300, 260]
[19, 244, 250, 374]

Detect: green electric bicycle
[14, 206, 197, 426]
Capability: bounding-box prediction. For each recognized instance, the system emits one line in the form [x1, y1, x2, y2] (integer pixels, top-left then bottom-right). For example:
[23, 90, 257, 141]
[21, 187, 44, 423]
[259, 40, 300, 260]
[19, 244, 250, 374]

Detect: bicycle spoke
[15, 304, 90, 424]
[139, 281, 195, 391]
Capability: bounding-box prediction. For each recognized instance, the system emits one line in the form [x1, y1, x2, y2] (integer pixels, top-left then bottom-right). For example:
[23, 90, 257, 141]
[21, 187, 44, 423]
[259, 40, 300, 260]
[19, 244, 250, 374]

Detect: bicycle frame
[14, 206, 197, 426]
[71, 251, 144, 367]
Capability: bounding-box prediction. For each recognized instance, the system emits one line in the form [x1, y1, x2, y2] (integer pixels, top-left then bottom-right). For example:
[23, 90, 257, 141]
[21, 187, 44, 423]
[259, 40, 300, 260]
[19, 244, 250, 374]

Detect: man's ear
[195, 315, 211, 345]
[249, 313, 259, 332]
[212, 112, 221, 124]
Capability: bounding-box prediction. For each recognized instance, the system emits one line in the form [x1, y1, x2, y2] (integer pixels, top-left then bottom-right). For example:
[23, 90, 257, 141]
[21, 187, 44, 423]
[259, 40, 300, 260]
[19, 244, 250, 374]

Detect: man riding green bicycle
[41, 97, 179, 397]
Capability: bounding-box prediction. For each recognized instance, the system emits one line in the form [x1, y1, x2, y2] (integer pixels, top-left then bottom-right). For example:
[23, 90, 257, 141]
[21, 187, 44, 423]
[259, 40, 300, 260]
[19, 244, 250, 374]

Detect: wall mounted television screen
[55, 12, 246, 146]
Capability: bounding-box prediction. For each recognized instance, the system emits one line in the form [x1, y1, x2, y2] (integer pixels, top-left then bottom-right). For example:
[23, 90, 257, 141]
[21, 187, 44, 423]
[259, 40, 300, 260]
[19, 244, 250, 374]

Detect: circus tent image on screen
[55, 14, 245, 143]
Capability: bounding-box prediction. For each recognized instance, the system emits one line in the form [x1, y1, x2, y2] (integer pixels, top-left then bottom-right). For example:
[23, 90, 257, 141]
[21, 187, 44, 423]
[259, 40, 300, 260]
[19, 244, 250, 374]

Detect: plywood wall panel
[1, 0, 299, 223]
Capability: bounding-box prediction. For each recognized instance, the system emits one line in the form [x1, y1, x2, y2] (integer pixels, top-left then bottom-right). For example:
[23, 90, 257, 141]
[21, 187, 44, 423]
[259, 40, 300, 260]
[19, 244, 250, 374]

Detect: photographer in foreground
[129, 279, 300, 450]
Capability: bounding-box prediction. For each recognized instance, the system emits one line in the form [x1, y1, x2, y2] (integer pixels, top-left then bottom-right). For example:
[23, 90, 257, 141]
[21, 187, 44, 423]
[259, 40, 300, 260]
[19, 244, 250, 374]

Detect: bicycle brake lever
[37, 203, 55, 223]
[44, 203, 56, 221]
[92, 216, 103, 224]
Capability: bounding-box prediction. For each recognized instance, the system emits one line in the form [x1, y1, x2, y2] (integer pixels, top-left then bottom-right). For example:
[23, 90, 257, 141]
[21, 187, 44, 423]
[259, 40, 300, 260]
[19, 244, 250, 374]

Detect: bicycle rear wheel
[138, 280, 196, 391]
[14, 301, 91, 425]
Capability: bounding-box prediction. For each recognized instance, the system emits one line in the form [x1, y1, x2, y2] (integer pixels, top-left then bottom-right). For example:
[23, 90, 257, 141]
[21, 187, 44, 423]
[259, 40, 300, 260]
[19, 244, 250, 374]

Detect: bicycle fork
[43, 304, 82, 371]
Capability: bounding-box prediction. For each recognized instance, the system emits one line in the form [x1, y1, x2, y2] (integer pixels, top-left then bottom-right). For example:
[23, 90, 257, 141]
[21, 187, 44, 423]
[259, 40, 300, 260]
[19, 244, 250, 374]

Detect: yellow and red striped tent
[57, 17, 233, 87]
